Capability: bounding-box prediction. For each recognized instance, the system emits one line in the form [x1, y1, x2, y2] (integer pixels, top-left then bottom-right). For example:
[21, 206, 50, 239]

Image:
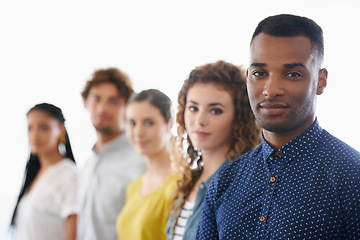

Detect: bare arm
[65, 214, 77, 240]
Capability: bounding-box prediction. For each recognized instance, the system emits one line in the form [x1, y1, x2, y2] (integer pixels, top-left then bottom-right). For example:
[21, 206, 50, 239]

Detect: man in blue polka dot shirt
[197, 14, 360, 240]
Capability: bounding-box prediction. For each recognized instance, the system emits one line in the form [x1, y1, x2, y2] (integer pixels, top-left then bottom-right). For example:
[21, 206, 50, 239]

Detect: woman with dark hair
[165, 60, 262, 239]
[10, 103, 78, 240]
[116, 89, 177, 240]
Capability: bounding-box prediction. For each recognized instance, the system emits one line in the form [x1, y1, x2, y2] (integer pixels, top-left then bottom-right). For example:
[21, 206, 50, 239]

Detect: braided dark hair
[10, 103, 76, 227]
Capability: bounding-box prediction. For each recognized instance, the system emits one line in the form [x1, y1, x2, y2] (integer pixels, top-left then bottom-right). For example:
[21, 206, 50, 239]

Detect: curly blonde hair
[170, 60, 262, 229]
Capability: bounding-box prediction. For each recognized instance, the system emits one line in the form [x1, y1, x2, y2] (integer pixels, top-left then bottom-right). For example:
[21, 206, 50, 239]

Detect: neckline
[137, 174, 174, 198]
[25, 159, 67, 197]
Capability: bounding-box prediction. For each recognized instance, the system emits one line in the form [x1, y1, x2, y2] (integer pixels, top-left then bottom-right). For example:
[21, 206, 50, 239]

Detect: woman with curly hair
[165, 60, 262, 240]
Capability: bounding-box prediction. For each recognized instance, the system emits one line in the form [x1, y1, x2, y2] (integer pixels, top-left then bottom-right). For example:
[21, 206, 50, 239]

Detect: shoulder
[52, 159, 78, 179]
[115, 135, 145, 162]
[101, 135, 146, 170]
[163, 175, 178, 197]
[44, 159, 78, 195]
[210, 145, 262, 201]
[219, 145, 262, 181]
[306, 129, 360, 188]
[61, 158, 78, 170]
[126, 176, 143, 194]
[128, 176, 143, 188]
[317, 129, 360, 163]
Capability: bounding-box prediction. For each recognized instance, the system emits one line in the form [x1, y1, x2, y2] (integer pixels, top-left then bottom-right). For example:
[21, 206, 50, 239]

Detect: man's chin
[261, 124, 289, 133]
[256, 118, 290, 133]
[94, 126, 115, 135]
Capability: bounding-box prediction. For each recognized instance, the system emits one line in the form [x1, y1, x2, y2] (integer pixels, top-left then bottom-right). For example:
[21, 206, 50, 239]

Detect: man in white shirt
[77, 68, 146, 240]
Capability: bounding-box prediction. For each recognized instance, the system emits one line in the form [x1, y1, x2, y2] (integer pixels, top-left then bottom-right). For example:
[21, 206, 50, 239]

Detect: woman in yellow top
[116, 89, 177, 240]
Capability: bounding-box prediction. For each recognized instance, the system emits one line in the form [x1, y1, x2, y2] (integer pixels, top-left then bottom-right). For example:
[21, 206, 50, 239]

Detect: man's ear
[317, 68, 328, 95]
[83, 96, 90, 109]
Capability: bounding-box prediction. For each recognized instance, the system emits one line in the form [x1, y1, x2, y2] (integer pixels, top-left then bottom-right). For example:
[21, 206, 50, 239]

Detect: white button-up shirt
[77, 134, 146, 240]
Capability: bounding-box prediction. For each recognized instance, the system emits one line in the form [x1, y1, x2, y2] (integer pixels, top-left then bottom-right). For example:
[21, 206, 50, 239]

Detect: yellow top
[116, 174, 177, 240]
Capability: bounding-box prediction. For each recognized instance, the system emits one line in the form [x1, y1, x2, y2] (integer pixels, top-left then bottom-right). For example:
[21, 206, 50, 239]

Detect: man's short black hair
[251, 14, 324, 62]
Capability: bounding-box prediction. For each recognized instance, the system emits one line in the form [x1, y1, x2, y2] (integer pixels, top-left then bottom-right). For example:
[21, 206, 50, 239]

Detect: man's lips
[259, 102, 289, 116]
[95, 115, 110, 121]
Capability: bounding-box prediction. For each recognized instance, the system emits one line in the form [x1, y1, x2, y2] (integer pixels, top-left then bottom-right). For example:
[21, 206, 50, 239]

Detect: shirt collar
[202, 159, 229, 188]
[92, 133, 127, 155]
[260, 118, 323, 160]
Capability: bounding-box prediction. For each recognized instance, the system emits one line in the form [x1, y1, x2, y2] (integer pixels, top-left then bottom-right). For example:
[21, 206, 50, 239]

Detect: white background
[1, 0, 359, 237]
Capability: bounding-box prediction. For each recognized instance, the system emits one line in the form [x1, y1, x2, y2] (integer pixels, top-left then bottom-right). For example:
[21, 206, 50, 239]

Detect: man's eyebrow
[284, 63, 306, 68]
[250, 63, 266, 67]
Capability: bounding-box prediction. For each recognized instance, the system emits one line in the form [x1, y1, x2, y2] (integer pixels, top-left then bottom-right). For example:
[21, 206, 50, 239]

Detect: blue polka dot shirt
[197, 120, 360, 239]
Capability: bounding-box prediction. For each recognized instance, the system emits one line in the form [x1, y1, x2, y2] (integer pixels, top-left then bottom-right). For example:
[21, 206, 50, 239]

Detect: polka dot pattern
[197, 120, 360, 239]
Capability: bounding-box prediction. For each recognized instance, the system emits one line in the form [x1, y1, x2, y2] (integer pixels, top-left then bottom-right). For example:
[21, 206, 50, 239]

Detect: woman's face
[27, 110, 62, 156]
[184, 83, 235, 154]
[125, 101, 171, 157]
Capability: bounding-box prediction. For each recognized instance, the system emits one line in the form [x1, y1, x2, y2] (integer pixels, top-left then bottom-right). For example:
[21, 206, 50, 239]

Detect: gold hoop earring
[59, 134, 66, 144]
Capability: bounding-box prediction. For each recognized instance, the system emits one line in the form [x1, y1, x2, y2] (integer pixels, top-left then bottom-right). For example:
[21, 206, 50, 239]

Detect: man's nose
[263, 75, 285, 99]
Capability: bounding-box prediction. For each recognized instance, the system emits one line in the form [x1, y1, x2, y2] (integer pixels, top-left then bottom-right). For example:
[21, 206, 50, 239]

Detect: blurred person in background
[10, 103, 78, 240]
[116, 89, 177, 240]
[78, 68, 146, 240]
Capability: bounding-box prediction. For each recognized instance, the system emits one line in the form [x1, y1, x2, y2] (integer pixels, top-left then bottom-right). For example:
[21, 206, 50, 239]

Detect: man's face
[247, 33, 327, 136]
[85, 82, 126, 135]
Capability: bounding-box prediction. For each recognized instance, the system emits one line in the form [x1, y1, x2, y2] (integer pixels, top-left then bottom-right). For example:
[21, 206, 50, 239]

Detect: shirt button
[270, 177, 276, 183]
[260, 216, 266, 222]
[270, 156, 274, 160]
[276, 152, 281, 157]
[200, 184, 204, 189]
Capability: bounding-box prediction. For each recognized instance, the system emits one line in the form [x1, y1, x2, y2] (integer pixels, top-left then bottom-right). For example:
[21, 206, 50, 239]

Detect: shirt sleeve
[196, 176, 219, 240]
[341, 150, 360, 239]
[59, 166, 78, 219]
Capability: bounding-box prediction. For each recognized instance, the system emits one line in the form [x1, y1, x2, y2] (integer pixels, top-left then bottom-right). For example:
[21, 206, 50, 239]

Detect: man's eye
[145, 121, 153, 126]
[286, 72, 302, 78]
[109, 98, 118, 105]
[253, 71, 266, 77]
[128, 121, 135, 127]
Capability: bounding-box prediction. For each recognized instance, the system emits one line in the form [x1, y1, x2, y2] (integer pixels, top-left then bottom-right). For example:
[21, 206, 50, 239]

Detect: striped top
[173, 201, 195, 240]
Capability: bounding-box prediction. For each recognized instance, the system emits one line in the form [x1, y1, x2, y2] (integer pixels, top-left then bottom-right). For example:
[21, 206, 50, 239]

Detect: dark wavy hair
[170, 60, 262, 230]
[81, 67, 134, 102]
[10, 103, 76, 227]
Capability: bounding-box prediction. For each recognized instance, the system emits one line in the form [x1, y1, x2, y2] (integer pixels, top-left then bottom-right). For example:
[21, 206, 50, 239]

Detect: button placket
[259, 150, 284, 236]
